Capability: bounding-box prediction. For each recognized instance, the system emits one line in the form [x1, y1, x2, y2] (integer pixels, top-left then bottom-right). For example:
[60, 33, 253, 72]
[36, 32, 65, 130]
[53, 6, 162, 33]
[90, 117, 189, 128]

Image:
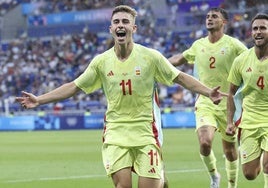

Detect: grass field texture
[0, 129, 263, 188]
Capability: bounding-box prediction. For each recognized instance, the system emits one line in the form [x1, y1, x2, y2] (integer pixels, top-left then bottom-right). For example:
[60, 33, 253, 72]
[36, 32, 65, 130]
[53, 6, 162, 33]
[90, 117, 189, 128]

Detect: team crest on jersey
[105, 160, 110, 170]
[241, 150, 247, 160]
[220, 48, 226, 55]
[135, 66, 141, 76]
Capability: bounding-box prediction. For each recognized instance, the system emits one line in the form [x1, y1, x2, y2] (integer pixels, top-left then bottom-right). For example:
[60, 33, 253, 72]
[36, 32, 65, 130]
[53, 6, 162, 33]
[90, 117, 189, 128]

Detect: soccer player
[16, 5, 226, 188]
[168, 7, 247, 188]
[226, 13, 268, 188]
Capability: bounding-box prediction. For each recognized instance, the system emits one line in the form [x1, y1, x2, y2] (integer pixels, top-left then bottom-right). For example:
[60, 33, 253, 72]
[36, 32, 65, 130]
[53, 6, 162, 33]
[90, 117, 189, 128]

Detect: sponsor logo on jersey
[246, 67, 252, 72]
[107, 70, 114, 76]
[148, 167, 156, 173]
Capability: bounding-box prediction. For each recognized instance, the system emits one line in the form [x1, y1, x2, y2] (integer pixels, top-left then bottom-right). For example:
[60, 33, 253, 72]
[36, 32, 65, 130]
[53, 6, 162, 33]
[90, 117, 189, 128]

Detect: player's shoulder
[222, 34, 244, 44]
[223, 34, 248, 51]
[100, 47, 114, 57]
[223, 34, 236, 40]
[134, 43, 163, 57]
[92, 47, 114, 61]
[234, 47, 253, 61]
[193, 36, 207, 43]
[239, 47, 253, 56]
[190, 36, 208, 47]
[135, 43, 158, 52]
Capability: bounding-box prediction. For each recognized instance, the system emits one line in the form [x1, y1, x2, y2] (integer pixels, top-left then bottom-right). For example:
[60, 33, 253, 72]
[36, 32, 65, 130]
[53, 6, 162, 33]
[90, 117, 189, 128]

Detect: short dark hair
[251, 13, 268, 25]
[209, 7, 228, 21]
[111, 5, 137, 19]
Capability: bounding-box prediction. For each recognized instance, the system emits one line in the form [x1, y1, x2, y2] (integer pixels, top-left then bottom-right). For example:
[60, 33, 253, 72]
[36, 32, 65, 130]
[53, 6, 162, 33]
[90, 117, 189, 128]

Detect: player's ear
[109, 26, 112, 34]
[132, 24, 137, 33]
[223, 19, 228, 24]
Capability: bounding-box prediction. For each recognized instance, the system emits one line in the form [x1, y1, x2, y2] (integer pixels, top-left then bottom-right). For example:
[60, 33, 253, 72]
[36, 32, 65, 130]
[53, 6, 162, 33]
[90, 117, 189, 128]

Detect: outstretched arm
[226, 83, 239, 136]
[168, 53, 188, 66]
[173, 72, 227, 105]
[16, 82, 80, 109]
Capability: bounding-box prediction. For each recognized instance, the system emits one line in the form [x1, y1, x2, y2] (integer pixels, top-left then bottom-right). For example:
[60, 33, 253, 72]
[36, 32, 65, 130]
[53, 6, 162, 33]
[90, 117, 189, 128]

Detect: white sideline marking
[5, 174, 105, 183]
[5, 168, 206, 183]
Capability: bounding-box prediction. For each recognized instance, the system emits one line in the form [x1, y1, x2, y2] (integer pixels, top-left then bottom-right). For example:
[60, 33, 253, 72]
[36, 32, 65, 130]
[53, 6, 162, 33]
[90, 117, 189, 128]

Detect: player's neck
[255, 45, 268, 62]
[114, 42, 134, 61]
[208, 31, 224, 43]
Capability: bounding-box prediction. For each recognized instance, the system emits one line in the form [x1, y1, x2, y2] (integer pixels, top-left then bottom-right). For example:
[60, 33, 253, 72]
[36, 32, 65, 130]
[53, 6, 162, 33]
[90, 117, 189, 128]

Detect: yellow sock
[264, 173, 268, 188]
[200, 150, 217, 176]
[225, 159, 239, 188]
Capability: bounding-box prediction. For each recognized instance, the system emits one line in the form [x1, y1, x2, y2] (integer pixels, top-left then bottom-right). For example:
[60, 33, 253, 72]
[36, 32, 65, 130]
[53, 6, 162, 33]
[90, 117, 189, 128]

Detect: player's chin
[213, 100, 220, 105]
[225, 132, 235, 136]
[116, 37, 126, 43]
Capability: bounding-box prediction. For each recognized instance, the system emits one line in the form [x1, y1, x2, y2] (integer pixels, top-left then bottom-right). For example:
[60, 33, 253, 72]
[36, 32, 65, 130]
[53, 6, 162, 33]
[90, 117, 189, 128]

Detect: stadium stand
[0, 0, 267, 116]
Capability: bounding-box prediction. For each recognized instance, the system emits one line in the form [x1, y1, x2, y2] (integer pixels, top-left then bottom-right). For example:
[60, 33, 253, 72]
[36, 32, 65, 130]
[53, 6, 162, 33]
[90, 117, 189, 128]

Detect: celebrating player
[226, 13, 268, 188]
[16, 5, 226, 188]
[168, 7, 247, 188]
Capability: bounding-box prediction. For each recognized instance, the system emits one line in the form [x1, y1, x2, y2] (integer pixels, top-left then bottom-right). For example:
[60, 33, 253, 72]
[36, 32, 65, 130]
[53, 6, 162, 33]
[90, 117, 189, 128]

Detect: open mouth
[255, 36, 264, 41]
[207, 22, 213, 26]
[116, 30, 126, 38]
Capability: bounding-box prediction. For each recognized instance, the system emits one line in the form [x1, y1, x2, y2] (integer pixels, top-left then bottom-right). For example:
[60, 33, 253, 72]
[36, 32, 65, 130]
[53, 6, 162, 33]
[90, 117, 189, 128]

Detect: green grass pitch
[0, 129, 263, 188]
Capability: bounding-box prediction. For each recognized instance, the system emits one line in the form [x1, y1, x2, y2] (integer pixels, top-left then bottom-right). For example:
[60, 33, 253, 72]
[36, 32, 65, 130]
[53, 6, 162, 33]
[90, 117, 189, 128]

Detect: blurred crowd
[0, 0, 267, 113]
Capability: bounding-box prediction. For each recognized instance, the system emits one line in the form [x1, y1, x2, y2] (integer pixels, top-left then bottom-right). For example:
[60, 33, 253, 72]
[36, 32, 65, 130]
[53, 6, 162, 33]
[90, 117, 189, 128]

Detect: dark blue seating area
[2, 0, 265, 114]
[27, 22, 110, 38]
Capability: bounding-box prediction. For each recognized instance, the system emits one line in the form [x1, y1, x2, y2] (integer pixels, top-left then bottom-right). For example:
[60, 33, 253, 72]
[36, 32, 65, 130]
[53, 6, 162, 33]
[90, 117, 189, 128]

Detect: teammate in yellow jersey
[226, 13, 268, 188]
[168, 7, 247, 188]
[16, 5, 226, 188]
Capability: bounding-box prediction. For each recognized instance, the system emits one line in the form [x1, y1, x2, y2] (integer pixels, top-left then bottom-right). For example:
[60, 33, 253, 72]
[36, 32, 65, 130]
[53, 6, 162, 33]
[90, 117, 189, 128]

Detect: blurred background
[0, 0, 267, 131]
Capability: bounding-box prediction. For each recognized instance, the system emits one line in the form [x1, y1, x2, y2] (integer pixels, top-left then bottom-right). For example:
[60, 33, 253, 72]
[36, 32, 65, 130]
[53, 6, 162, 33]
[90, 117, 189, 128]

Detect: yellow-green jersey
[74, 43, 180, 147]
[183, 34, 247, 110]
[228, 47, 268, 129]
